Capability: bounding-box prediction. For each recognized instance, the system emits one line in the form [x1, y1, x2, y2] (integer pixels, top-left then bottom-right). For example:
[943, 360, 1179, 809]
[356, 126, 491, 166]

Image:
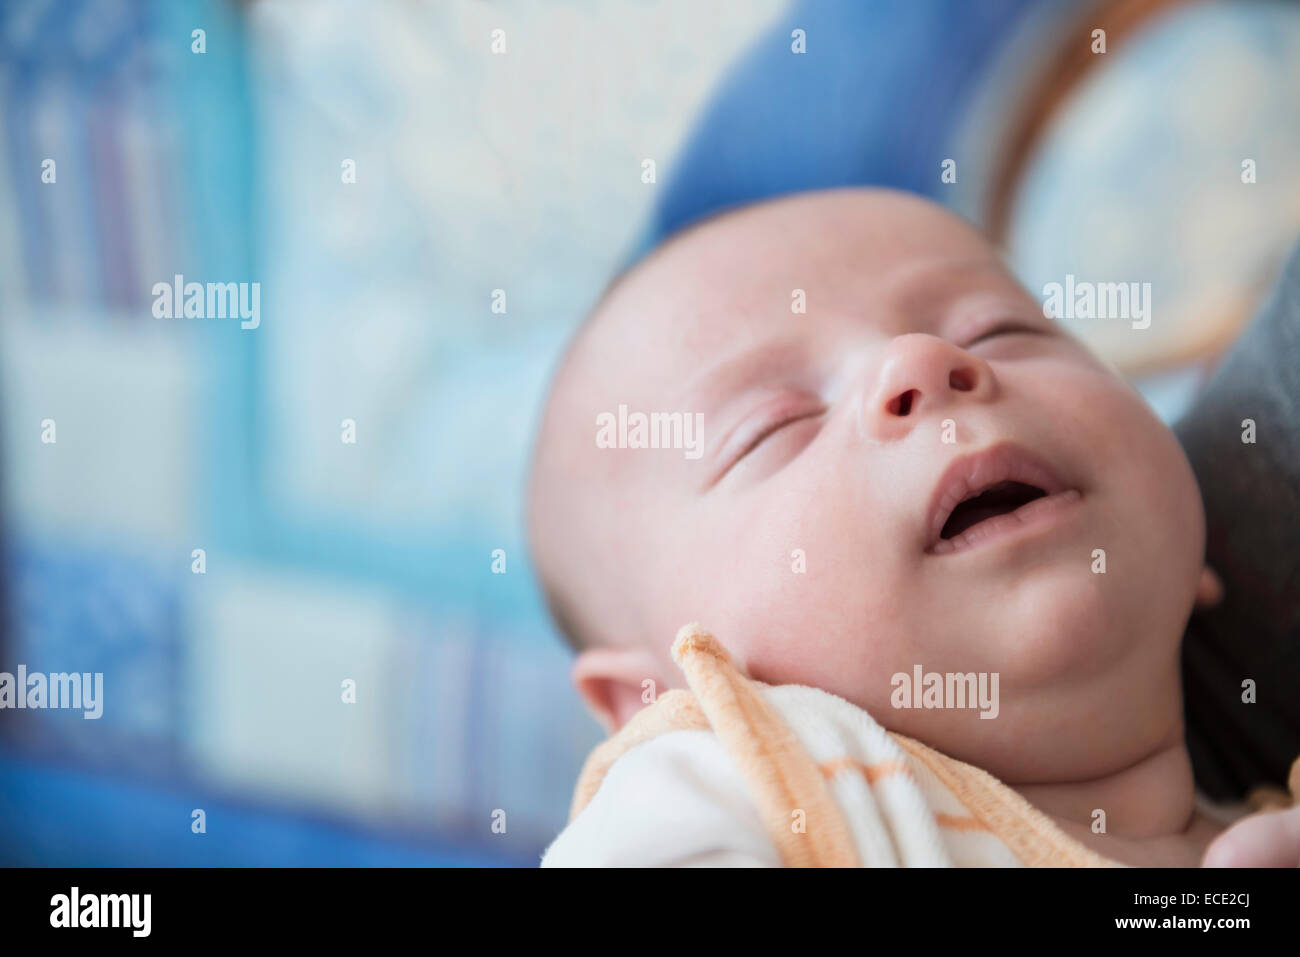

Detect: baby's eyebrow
[674, 336, 811, 413]
[885, 257, 1024, 323]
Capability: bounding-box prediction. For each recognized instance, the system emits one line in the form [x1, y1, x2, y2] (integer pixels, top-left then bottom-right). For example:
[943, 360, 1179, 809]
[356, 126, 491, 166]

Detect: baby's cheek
[711, 493, 903, 693]
[679, 487, 832, 657]
[1052, 366, 1205, 606]
[1077, 372, 1198, 505]
[752, 561, 915, 706]
[1041, 365, 1163, 466]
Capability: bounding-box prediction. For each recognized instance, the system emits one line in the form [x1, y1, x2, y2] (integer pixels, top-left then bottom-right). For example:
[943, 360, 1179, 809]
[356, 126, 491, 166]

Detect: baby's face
[540, 190, 1205, 783]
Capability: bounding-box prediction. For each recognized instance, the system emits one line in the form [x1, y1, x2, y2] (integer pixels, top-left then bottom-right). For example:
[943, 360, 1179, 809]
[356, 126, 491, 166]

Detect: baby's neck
[1009, 735, 1222, 867]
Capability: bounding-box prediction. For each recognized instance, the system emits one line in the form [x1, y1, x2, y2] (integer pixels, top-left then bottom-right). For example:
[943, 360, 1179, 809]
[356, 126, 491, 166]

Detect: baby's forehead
[622, 196, 1014, 317]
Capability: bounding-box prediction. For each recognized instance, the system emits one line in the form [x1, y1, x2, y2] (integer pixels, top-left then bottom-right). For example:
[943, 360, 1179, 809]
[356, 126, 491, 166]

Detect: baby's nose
[861, 334, 997, 441]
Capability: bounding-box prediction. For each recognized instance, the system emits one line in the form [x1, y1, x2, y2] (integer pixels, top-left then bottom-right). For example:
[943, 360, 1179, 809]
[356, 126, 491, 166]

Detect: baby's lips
[923, 441, 1071, 551]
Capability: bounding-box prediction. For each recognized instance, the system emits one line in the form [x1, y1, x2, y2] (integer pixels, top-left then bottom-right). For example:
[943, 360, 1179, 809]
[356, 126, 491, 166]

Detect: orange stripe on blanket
[818, 760, 989, 833]
[819, 758, 910, 784]
[935, 813, 990, 832]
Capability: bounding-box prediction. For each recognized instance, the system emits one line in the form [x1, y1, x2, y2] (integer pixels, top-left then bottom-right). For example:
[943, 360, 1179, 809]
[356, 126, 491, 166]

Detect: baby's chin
[945, 539, 1188, 669]
[863, 633, 1181, 778]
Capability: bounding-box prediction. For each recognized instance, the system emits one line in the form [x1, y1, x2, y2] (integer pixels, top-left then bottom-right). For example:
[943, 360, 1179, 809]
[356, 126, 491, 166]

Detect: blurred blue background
[2, 0, 1298, 866]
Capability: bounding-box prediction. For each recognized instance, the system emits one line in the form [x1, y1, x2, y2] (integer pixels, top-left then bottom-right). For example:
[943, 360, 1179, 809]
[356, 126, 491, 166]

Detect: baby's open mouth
[925, 444, 1082, 555]
[938, 480, 1046, 539]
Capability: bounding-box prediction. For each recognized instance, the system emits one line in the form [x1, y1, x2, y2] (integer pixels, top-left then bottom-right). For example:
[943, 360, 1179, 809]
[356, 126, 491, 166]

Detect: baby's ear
[571, 645, 674, 735]
[1194, 565, 1224, 610]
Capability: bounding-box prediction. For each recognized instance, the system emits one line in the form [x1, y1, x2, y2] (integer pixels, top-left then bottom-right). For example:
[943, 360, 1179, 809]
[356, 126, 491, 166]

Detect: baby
[527, 188, 1298, 867]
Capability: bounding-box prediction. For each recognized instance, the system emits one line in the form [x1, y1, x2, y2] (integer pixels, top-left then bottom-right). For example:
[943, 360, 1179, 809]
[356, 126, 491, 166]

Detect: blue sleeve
[645, 0, 1042, 251]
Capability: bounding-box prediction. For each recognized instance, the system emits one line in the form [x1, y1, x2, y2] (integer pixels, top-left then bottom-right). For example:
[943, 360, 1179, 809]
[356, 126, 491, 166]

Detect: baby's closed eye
[963, 319, 1048, 347]
[712, 393, 826, 485]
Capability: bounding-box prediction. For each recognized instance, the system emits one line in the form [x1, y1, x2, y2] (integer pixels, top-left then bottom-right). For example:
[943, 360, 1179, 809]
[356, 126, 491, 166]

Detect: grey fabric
[1177, 238, 1300, 800]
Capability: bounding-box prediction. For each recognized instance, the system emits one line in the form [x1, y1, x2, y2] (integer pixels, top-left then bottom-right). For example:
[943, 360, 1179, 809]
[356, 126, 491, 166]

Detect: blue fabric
[0, 746, 530, 867]
[644, 0, 1044, 257]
